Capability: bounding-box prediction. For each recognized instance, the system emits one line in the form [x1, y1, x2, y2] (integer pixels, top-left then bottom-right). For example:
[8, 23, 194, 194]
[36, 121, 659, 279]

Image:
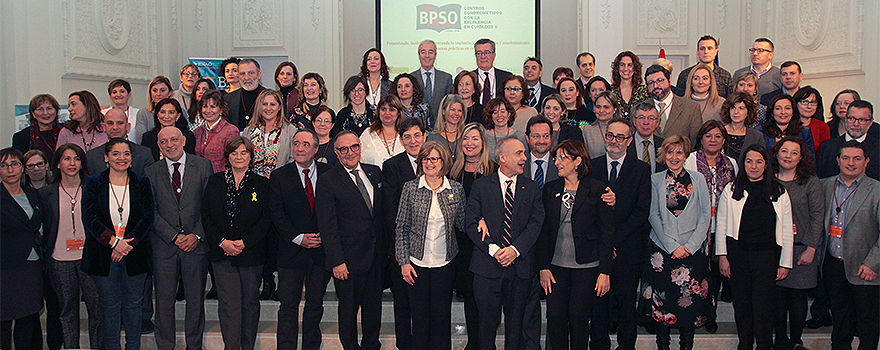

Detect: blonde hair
[656, 134, 691, 164]
[249, 89, 290, 130]
[435, 94, 466, 135]
[684, 63, 722, 107]
[450, 122, 495, 181]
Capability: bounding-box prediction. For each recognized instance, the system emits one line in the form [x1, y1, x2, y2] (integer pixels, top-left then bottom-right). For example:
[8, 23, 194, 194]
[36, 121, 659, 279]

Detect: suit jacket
[759, 88, 786, 107]
[86, 142, 155, 176]
[316, 163, 385, 274]
[536, 177, 614, 275]
[201, 171, 271, 266]
[81, 170, 154, 276]
[465, 172, 545, 279]
[144, 154, 212, 259]
[816, 135, 880, 181]
[224, 85, 266, 130]
[473, 68, 512, 99]
[659, 95, 703, 142]
[522, 154, 559, 186]
[576, 77, 592, 106]
[38, 184, 61, 260]
[268, 161, 330, 270]
[1, 185, 44, 269]
[382, 152, 418, 256]
[411, 68, 454, 124]
[533, 83, 556, 108]
[591, 152, 652, 263]
[821, 176, 880, 285]
[141, 129, 197, 162]
[627, 134, 668, 173]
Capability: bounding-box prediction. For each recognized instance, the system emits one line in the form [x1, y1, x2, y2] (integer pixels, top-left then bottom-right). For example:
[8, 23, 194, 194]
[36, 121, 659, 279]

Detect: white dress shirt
[346, 163, 374, 205]
[292, 160, 318, 245]
[606, 151, 627, 177]
[164, 152, 187, 181]
[410, 176, 451, 267]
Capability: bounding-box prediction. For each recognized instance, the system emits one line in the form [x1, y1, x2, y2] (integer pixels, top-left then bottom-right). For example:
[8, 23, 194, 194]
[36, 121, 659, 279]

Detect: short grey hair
[419, 39, 436, 49]
[494, 136, 522, 163]
[630, 100, 658, 119]
[295, 128, 319, 147]
[474, 38, 496, 52]
[239, 58, 261, 72]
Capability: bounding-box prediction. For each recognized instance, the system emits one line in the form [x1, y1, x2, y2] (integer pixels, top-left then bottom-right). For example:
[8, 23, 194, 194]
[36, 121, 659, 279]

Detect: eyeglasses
[421, 157, 442, 164]
[604, 132, 631, 142]
[351, 88, 366, 94]
[748, 48, 772, 54]
[504, 87, 523, 92]
[314, 118, 333, 125]
[0, 162, 22, 170]
[475, 51, 495, 57]
[335, 144, 361, 154]
[25, 161, 47, 169]
[552, 154, 576, 162]
[798, 100, 818, 106]
[633, 116, 659, 121]
[401, 133, 424, 141]
[646, 77, 667, 87]
[846, 117, 873, 125]
[181, 71, 200, 77]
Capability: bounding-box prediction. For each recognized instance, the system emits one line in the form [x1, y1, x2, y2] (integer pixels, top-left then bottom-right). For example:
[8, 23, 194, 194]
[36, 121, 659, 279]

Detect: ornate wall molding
[194, 0, 204, 32]
[601, 0, 612, 29]
[635, 0, 689, 47]
[718, 0, 727, 28]
[233, 0, 283, 48]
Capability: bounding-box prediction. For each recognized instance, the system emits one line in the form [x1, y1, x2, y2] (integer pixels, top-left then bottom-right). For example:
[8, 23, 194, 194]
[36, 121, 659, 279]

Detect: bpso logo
[416, 4, 462, 32]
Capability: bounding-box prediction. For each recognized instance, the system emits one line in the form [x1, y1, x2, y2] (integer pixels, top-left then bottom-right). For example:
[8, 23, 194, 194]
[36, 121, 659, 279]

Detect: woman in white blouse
[360, 95, 405, 169]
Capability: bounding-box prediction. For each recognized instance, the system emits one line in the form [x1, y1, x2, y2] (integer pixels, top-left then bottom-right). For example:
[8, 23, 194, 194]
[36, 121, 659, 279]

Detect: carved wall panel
[768, 0, 862, 76]
[635, 0, 691, 47]
[232, 0, 284, 48]
[63, 0, 156, 82]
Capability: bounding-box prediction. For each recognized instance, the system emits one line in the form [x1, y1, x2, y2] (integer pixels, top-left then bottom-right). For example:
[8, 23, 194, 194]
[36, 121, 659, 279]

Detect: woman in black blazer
[0, 148, 45, 350]
[140, 98, 196, 161]
[537, 140, 614, 350]
[542, 94, 585, 145]
[81, 138, 154, 350]
[201, 136, 271, 350]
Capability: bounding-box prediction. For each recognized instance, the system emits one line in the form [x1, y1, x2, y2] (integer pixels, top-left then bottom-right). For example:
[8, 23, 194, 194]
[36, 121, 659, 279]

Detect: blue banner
[189, 58, 228, 90]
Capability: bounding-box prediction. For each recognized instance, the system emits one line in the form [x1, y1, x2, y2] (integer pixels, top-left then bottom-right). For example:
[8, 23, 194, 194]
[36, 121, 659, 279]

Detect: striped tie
[502, 179, 514, 247]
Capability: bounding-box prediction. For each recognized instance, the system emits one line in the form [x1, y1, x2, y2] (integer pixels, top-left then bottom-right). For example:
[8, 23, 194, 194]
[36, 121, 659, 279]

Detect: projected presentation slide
[379, 0, 537, 76]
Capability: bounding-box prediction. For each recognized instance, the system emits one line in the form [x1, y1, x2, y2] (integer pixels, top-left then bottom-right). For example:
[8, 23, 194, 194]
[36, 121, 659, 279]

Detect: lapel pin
[251, 192, 258, 202]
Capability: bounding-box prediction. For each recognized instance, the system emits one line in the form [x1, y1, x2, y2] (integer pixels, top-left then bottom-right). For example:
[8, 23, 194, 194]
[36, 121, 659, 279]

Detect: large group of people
[2, 35, 879, 350]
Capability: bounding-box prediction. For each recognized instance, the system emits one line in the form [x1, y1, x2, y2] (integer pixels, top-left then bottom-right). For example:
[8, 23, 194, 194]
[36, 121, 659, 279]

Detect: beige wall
[2, 0, 876, 144]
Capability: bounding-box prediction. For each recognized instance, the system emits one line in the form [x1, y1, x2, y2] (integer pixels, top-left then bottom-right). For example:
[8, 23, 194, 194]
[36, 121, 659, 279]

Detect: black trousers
[474, 267, 530, 350]
[522, 275, 542, 350]
[727, 239, 779, 350]
[386, 256, 412, 350]
[546, 265, 600, 350]
[592, 260, 640, 350]
[277, 264, 331, 350]
[453, 233, 479, 350]
[407, 263, 455, 350]
[824, 254, 880, 350]
[0, 313, 40, 350]
[772, 285, 808, 347]
[334, 261, 383, 350]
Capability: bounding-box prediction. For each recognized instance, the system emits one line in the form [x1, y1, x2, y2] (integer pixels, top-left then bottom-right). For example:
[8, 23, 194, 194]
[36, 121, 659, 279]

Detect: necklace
[240, 92, 256, 119]
[110, 174, 129, 223]
[316, 141, 331, 163]
[60, 183, 81, 237]
[381, 128, 397, 155]
[80, 129, 97, 150]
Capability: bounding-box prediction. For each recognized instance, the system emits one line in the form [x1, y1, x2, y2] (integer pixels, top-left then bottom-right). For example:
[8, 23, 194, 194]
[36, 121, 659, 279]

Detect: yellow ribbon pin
[251, 192, 257, 202]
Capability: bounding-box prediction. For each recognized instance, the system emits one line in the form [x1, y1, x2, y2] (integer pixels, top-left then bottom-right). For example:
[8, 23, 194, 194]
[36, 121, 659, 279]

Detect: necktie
[350, 169, 372, 213]
[657, 101, 667, 131]
[534, 160, 545, 189]
[303, 168, 315, 210]
[502, 179, 514, 247]
[609, 160, 619, 189]
[482, 72, 491, 105]
[642, 140, 652, 163]
[529, 87, 537, 107]
[171, 162, 181, 201]
[424, 72, 433, 103]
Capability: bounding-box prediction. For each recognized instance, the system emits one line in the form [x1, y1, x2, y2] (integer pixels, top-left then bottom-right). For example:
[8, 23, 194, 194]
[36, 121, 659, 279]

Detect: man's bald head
[103, 108, 130, 139]
[157, 126, 185, 161]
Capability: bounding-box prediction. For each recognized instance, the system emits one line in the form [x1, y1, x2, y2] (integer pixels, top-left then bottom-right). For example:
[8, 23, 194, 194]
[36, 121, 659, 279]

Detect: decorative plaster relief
[636, 0, 689, 47]
[769, 0, 862, 76]
[94, 0, 129, 54]
[233, 0, 283, 48]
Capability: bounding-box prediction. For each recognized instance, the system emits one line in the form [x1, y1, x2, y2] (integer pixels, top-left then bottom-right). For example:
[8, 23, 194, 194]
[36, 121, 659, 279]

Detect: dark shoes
[141, 320, 154, 334]
[176, 284, 186, 301]
[205, 287, 218, 300]
[705, 320, 718, 334]
[805, 315, 832, 329]
[259, 280, 276, 301]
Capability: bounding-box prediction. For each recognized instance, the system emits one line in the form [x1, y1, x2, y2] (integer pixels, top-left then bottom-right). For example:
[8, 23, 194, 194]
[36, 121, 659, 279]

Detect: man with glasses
[760, 61, 803, 107]
[732, 38, 782, 103]
[817, 100, 880, 180]
[472, 38, 512, 104]
[316, 130, 385, 350]
[172, 64, 201, 113]
[411, 40, 453, 126]
[628, 101, 667, 173]
[590, 117, 651, 350]
[224, 58, 266, 130]
[645, 65, 702, 142]
[675, 35, 732, 98]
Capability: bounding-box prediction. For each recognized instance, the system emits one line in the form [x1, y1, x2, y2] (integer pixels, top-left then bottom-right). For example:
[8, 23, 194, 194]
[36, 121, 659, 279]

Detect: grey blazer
[243, 123, 297, 173]
[648, 169, 712, 254]
[395, 178, 466, 266]
[821, 176, 880, 285]
[144, 153, 213, 258]
[411, 68, 454, 123]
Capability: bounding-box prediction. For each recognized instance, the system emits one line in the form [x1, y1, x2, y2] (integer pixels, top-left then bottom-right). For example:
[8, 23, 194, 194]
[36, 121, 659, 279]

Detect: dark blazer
[473, 68, 512, 99]
[522, 154, 559, 185]
[465, 173, 545, 279]
[816, 135, 880, 181]
[556, 123, 584, 144]
[268, 161, 330, 270]
[411, 68, 454, 124]
[86, 142, 155, 176]
[224, 85, 266, 130]
[533, 83, 556, 108]
[201, 171, 271, 267]
[140, 129, 197, 162]
[659, 95, 703, 142]
[575, 77, 592, 106]
[627, 134, 668, 173]
[38, 184, 62, 260]
[382, 152, 418, 256]
[144, 154, 213, 259]
[1, 185, 44, 269]
[537, 177, 614, 275]
[81, 170, 154, 276]
[759, 88, 785, 107]
[316, 163, 385, 274]
[465, 103, 485, 125]
[591, 153, 652, 262]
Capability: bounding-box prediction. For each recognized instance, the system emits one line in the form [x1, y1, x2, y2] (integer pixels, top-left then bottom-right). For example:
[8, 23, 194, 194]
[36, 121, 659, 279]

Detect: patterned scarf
[694, 149, 735, 205]
[249, 126, 282, 177]
[224, 168, 250, 221]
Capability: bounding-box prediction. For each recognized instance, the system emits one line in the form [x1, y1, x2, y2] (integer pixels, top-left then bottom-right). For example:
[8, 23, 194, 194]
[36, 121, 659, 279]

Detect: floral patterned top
[612, 85, 649, 119]
[403, 102, 432, 130]
[665, 170, 693, 217]
[247, 126, 282, 178]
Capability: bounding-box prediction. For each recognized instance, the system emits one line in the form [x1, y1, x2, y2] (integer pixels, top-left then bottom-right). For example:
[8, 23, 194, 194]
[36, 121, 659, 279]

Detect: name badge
[792, 224, 797, 235]
[829, 225, 842, 238]
[711, 206, 717, 217]
[66, 239, 84, 251]
[114, 224, 126, 238]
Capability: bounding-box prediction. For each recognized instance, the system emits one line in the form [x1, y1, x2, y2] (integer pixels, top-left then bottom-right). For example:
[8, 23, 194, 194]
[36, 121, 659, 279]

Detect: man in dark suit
[86, 108, 154, 176]
[590, 117, 652, 350]
[380, 118, 426, 350]
[269, 129, 333, 350]
[645, 65, 702, 142]
[575, 52, 596, 105]
[821, 141, 880, 350]
[466, 136, 545, 350]
[144, 126, 213, 350]
[411, 40, 453, 129]
[628, 101, 668, 173]
[523, 57, 556, 108]
[473, 38, 512, 105]
[758, 61, 802, 107]
[316, 131, 385, 350]
[523, 116, 558, 189]
[817, 101, 880, 181]
[224, 58, 266, 130]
